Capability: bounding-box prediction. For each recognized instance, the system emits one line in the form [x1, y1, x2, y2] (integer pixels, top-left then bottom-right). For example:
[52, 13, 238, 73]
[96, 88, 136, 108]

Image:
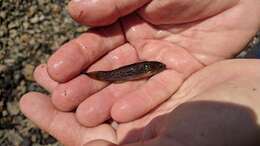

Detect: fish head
[144, 61, 167, 74]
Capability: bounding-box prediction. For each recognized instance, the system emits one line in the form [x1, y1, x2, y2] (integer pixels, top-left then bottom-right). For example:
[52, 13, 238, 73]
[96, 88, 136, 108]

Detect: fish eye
[144, 64, 149, 69]
[159, 63, 164, 68]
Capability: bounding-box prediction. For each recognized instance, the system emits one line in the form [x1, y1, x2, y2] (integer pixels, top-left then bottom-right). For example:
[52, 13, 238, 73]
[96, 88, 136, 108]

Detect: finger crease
[152, 77, 174, 96]
[47, 109, 59, 135]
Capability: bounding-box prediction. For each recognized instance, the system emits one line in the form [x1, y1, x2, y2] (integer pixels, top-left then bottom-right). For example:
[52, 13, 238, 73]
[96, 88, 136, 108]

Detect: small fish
[82, 61, 166, 82]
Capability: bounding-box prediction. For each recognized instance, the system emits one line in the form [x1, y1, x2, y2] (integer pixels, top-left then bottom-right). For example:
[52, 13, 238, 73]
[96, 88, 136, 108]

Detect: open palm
[20, 0, 260, 145]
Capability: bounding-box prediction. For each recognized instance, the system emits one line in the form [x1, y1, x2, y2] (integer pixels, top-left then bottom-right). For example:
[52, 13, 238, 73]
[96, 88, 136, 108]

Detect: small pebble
[51, 4, 62, 14]
[30, 15, 40, 23]
[2, 110, 8, 116]
[7, 102, 20, 116]
[31, 135, 37, 143]
[6, 130, 23, 146]
[9, 29, 18, 38]
[0, 11, 7, 19]
[0, 64, 7, 73]
[20, 137, 32, 146]
[22, 22, 30, 29]
[0, 101, 3, 111]
[111, 121, 119, 129]
[22, 64, 35, 81]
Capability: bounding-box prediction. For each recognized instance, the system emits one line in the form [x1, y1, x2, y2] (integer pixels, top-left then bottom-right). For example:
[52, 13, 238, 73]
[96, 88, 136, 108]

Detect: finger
[111, 70, 183, 122]
[34, 64, 59, 93]
[51, 44, 139, 111]
[122, 13, 155, 42]
[51, 75, 106, 111]
[86, 44, 139, 72]
[138, 0, 239, 25]
[121, 13, 170, 46]
[68, 0, 151, 26]
[47, 23, 124, 82]
[76, 80, 144, 127]
[19, 92, 116, 146]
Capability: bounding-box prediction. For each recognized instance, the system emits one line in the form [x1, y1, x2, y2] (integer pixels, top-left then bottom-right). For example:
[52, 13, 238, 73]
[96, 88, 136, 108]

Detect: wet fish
[82, 61, 166, 82]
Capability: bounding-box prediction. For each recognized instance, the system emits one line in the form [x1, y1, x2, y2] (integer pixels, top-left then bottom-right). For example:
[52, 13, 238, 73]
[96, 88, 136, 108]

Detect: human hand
[20, 60, 260, 146]
[43, 0, 260, 125]
[85, 59, 260, 146]
[20, 0, 260, 145]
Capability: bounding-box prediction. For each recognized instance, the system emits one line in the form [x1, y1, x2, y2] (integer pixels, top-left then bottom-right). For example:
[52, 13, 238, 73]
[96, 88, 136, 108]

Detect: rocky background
[0, 0, 87, 145]
[0, 0, 259, 146]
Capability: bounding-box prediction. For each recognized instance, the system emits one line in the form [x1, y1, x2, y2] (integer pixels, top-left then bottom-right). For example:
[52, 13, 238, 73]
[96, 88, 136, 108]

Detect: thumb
[68, 0, 150, 26]
[138, 0, 239, 25]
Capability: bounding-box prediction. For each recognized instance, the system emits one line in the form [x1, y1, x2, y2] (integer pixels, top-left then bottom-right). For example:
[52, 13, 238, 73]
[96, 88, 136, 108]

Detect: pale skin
[19, 0, 260, 146]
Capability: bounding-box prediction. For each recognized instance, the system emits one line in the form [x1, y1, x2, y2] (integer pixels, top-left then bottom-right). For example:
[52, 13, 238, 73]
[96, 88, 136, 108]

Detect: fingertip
[76, 103, 98, 127]
[34, 64, 45, 76]
[47, 41, 86, 82]
[47, 54, 64, 82]
[51, 85, 76, 112]
[76, 97, 110, 127]
[19, 92, 54, 126]
[19, 92, 36, 113]
[67, 0, 80, 20]
[34, 64, 58, 92]
[68, 0, 118, 26]
[51, 75, 101, 112]
[111, 100, 134, 123]
[20, 92, 47, 111]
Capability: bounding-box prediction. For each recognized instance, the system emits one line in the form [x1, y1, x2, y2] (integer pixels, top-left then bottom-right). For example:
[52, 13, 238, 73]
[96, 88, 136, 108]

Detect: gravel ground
[0, 0, 259, 146]
[0, 0, 87, 145]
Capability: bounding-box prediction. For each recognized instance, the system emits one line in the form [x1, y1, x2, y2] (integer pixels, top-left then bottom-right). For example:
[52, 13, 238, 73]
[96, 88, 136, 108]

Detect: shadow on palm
[118, 101, 259, 146]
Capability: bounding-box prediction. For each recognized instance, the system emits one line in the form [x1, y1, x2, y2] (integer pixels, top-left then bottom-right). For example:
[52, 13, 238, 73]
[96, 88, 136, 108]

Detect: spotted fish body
[83, 61, 166, 82]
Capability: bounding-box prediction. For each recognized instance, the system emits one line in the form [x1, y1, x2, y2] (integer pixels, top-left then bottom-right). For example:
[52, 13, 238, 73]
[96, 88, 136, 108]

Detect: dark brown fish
[82, 61, 166, 82]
